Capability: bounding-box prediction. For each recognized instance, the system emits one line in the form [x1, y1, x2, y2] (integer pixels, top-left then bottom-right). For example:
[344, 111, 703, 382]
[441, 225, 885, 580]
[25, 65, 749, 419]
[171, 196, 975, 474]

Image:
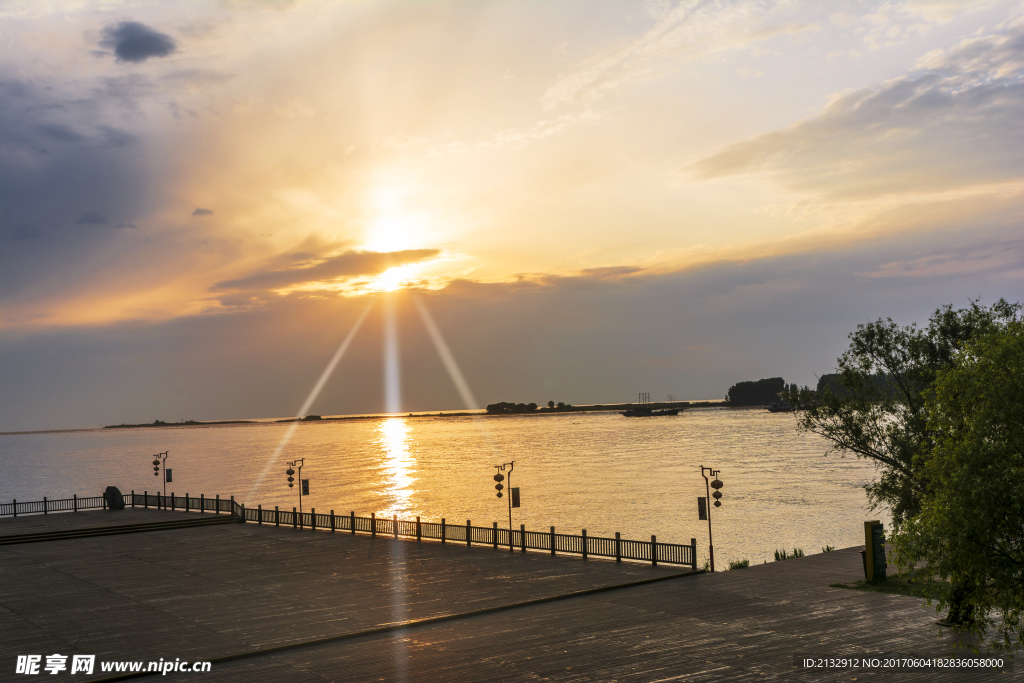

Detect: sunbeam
[384, 295, 401, 414]
[413, 295, 478, 410]
[244, 304, 372, 501]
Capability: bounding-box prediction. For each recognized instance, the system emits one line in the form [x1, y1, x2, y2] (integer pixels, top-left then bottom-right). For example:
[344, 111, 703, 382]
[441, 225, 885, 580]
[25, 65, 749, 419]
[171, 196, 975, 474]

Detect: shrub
[727, 559, 750, 570]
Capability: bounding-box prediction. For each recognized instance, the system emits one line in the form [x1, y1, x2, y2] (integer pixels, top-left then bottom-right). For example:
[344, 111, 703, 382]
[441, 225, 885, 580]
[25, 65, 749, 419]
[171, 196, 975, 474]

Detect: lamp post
[152, 452, 170, 497]
[287, 458, 305, 516]
[700, 465, 724, 572]
[493, 461, 515, 552]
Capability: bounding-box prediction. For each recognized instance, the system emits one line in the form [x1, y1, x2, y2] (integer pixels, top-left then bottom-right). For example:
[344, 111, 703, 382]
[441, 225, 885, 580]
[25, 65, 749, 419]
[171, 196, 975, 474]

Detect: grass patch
[829, 574, 948, 601]
[727, 558, 750, 570]
[774, 548, 805, 561]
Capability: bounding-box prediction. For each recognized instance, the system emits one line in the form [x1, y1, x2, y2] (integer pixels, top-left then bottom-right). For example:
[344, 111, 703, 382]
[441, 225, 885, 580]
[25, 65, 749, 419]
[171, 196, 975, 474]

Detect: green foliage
[725, 377, 785, 405]
[822, 545, 835, 553]
[774, 548, 804, 561]
[727, 558, 750, 569]
[892, 320, 1024, 651]
[786, 299, 1021, 524]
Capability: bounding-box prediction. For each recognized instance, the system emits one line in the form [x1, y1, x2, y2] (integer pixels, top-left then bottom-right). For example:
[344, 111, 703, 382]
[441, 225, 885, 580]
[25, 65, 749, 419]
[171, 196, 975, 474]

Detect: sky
[1, 0, 1023, 430]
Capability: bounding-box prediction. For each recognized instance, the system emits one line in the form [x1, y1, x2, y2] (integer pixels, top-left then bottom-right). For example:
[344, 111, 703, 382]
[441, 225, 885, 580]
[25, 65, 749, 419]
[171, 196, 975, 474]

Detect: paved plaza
[0, 508, 1013, 681]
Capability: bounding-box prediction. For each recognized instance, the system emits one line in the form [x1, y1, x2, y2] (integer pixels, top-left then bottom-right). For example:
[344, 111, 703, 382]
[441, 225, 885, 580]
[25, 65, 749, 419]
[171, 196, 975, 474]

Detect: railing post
[651, 535, 658, 567]
[551, 526, 556, 556]
[616, 532, 622, 562]
[216, 494, 220, 514]
[311, 508, 316, 531]
[171, 493, 175, 511]
[293, 507, 298, 529]
[371, 512, 376, 537]
[582, 529, 587, 560]
[691, 538, 697, 570]
[43, 497, 48, 515]
[74, 494, 78, 513]
[330, 510, 335, 533]
[12, 499, 16, 518]
[185, 494, 190, 513]
[417, 516, 422, 542]
[275, 506, 279, 526]
[131, 490, 135, 508]
[441, 518, 446, 544]
[393, 514, 398, 539]
[467, 520, 472, 547]
[351, 511, 355, 535]
[200, 493, 204, 512]
[240, 503, 245, 522]
[493, 522, 498, 549]
[144, 491, 148, 509]
[520, 524, 526, 552]
[258, 505, 263, 525]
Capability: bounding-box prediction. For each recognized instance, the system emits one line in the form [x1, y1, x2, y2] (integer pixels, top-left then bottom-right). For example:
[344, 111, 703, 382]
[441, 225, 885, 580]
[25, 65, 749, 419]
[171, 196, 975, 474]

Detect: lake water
[0, 409, 890, 566]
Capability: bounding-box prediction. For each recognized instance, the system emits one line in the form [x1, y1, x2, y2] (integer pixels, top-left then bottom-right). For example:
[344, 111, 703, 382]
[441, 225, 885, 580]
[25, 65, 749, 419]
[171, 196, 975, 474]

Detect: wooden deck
[0, 509, 1010, 681]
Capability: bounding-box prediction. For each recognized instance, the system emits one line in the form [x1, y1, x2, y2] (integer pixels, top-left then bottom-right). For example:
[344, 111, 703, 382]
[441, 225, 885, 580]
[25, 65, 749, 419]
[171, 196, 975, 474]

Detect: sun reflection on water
[376, 417, 416, 516]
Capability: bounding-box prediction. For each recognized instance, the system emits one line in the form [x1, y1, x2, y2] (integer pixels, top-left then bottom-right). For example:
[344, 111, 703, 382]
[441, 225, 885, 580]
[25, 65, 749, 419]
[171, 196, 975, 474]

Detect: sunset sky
[2, 0, 1023, 430]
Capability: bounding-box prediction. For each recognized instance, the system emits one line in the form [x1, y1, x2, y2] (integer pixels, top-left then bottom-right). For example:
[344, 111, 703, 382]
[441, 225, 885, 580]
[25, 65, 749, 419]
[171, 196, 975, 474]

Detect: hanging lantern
[711, 479, 723, 490]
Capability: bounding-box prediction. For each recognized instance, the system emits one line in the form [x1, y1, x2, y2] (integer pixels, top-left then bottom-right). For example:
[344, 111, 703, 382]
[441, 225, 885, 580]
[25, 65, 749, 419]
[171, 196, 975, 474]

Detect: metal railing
[1, 491, 698, 569]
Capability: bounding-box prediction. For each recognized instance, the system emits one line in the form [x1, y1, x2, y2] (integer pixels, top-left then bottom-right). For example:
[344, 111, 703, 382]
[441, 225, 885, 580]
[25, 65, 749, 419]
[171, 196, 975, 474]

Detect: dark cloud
[100, 127, 136, 148]
[114, 222, 137, 229]
[74, 212, 109, 225]
[12, 224, 43, 240]
[689, 19, 1024, 199]
[100, 22, 178, 64]
[212, 249, 442, 292]
[4, 224, 1023, 431]
[35, 124, 84, 144]
[192, 208, 214, 216]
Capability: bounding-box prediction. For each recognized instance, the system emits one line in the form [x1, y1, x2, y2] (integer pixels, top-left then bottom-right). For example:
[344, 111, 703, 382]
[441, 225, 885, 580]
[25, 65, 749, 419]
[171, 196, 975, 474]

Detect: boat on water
[622, 407, 679, 417]
[621, 393, 679, 417]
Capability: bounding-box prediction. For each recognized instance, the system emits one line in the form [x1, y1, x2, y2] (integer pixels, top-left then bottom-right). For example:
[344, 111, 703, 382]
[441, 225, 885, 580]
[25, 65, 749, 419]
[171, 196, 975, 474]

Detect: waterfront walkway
[0, 509, 1010, 681]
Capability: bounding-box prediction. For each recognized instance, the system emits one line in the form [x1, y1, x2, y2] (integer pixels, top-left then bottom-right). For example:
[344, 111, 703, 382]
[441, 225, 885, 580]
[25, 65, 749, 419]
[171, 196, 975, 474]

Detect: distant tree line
[724, 377, 787, 405]
[486, 401, 573, 414]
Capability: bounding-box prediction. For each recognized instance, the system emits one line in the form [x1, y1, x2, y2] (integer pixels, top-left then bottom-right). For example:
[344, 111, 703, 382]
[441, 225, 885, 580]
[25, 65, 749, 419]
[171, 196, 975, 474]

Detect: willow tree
[893, 321, 1024, 650]
[787, 299, 1020, 525]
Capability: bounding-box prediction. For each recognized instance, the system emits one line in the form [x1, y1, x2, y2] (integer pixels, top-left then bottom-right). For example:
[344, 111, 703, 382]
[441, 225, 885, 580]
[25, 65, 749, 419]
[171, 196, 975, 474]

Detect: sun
[371, 263, 422, 292]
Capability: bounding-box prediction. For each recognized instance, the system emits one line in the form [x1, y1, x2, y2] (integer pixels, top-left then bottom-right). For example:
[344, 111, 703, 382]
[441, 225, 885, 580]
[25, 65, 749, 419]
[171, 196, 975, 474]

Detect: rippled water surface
[0, 409, 890, 565]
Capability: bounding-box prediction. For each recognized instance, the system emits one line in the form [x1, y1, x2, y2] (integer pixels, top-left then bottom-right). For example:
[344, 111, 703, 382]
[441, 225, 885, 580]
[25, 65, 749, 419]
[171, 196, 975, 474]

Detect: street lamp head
[711, 479, 723, 490]
[493, 473, 504, 482]
[286, 468, 295, 476]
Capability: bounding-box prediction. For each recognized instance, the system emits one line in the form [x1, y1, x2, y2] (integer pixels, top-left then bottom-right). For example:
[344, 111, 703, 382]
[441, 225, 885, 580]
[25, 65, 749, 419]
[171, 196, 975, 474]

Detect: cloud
[114, 222, 137, 229]
[100, 22, 178, 63]
[212, 249, 442, 293]
[5, 222, 1023, 430]
[540, 2, 818, 110]
[74, 212, 109, 225]
[192, 208, 214, 216]
[688, 17, 1024, 199]
[35, 124, 84, 144]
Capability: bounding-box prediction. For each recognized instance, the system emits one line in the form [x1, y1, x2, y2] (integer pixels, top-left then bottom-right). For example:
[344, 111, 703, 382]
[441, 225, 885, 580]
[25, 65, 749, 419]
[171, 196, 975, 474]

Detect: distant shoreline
[0, 400, 742, 436]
